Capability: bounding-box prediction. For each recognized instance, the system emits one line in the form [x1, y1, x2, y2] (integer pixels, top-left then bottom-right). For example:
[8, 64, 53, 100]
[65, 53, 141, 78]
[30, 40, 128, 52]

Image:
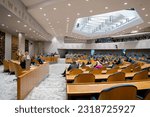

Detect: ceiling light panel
[73, 9, 143, 37]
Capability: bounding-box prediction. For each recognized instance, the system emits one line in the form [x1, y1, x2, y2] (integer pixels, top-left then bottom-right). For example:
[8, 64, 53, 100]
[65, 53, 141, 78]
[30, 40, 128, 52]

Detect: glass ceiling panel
[73, 9, 143, 37]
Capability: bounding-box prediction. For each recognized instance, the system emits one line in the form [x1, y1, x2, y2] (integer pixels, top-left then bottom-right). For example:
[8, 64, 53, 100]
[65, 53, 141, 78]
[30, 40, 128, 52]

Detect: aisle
[0, 59, 69, 100]
[0, 66, 17, 100]
[25, 59, 69, 100]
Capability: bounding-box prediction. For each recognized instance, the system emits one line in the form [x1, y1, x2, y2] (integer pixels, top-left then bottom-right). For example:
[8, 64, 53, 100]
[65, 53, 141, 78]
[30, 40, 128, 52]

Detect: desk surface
[66, 72, 150, 81]
[67, 79, 150, 95]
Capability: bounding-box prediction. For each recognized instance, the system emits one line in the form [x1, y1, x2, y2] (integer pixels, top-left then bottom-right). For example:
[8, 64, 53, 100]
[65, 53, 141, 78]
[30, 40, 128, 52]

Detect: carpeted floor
[0, 59, 69, 100]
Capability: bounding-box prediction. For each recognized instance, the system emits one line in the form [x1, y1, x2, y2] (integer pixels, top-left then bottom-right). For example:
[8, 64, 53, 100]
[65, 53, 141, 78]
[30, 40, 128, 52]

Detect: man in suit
[62, 59, 79, 77]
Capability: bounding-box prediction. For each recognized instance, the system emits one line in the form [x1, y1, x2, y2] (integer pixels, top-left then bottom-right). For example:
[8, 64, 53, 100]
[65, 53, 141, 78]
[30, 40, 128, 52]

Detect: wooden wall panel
[11, 36, 18, 60]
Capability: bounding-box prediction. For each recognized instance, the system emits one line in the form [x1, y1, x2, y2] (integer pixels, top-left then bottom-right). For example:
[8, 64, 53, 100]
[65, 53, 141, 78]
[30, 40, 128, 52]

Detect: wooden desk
[141, 64, 150, 69]
[66, 72, 150, 81]
[67, 79, 150, 95]
[17, 62, 49, 100]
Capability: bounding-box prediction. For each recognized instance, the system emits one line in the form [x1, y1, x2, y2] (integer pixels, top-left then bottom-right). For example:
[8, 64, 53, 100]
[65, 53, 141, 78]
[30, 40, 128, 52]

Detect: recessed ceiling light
[17, 20, 21, 23]
[16, 30, 18, 32]
[66, 17, 70, 20]
[142, 8, 145, 11]
[89, 10, 93, 13]
[105, 7, 108, 9]
[7, 14, 11, 17]
[53, 8, 57, 10]
[148, 22, 150, 24]
[24, 25, 27, 27]
[68, 3, 71, 6]
[85, 0, 89, 1]
[46, 18, 49, 21]
[29, 28, 32, 31]
[33, 30, 36, 33]
[1, 24, 5, 26]
[40, 7, 43, 10]
[44, 13, 46, 16]
[77, 13, 80, 16]
[124, 2, 128, 5]
[67, 20, 69, 22]
[145, 14, 148, 17]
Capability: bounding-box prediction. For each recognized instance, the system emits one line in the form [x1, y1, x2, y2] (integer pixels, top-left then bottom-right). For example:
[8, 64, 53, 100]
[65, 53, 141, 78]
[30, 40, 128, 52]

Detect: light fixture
[66, 17, 70, 20]
[1, 24, 5, 26]
[124, 3, 128, 5]
[40, 7, 43, 10]
[46, 18, 49, 21]
[105, 7, 108, 10]
[7, 14, 11, 17]
[145, 14, 148, 17]
[89, 10, 93, 13]
[29, 28, 32, 31]
[85, 0, 89, 1]
[17, 20, 21, 23]
[68, 3, 71, 6]
[33, 30, 36, 33]
[16, 30, 18, 32]
[142, 8, 145, 11]
[77, 13, 80, 16]
[148, 22, 150, 24]
[44, 13, 46, 16]
[24, 25, 27, 27]
[53, 8, 57, 10]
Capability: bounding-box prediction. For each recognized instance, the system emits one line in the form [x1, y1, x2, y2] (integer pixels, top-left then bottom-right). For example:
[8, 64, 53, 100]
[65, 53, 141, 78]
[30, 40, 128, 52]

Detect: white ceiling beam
[27, 0, 67, 11]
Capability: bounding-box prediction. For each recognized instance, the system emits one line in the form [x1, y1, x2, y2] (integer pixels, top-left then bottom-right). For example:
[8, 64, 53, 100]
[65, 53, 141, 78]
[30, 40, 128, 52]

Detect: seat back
[133, 66, 141, 72]
[132, 70, 148, 80]
[13, 63, 24, 77]
[8, 60, 15, 73]
[69, 68, 83, 75]
[106, 68, 118, 74]
[90, 68, 103, 74]
[98, 85, 137, 100]
[144, 90, 150, 100]
[121, 66, 132, 73]
[107, 72, 125, 82]
[74, 73, 95, 83]
[3, 59, 9, 72]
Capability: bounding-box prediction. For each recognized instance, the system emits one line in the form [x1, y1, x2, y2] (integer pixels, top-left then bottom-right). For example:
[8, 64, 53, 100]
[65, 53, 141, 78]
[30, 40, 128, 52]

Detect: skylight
[73, 9, 143, 37]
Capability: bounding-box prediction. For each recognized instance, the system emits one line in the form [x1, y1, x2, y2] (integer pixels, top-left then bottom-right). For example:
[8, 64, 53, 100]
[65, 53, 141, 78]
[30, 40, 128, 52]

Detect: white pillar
[18, 32, 25, 54]
[5, 33, 12, 60]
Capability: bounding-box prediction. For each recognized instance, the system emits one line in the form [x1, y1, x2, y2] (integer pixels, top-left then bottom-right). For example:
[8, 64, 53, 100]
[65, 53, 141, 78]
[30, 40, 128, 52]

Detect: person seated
[20, 55, 26, 69]
[94, 61, 103, 69]
[62, 59, 79, 77]
[36, 56, 44, 64]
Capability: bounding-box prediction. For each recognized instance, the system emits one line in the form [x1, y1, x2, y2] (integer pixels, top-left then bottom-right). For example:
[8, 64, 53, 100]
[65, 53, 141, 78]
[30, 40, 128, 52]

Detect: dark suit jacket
[67, 62, 79, 71]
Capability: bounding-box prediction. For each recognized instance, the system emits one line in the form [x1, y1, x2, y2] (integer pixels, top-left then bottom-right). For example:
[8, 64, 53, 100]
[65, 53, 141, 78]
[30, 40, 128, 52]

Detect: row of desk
[67, 79, 150, 95]
[17, 62, 49, 100]
[66, 63, 150, 99]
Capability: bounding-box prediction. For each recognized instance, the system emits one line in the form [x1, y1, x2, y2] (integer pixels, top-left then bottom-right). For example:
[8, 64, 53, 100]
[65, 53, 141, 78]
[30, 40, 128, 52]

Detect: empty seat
[106, 68, 118, 74]
[98, 85, 137, 100]
[69, 68, 83, 75]
[107, 72, 125, 82]
[132, 70, 148, 80]
[74, 73, 95, 83]
[121, 66, 132, 73]
[90, 68, 103, 75]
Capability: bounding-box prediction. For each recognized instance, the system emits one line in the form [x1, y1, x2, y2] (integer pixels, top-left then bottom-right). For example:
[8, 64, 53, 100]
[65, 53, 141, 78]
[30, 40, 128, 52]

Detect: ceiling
[1, 0, 150, 41]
